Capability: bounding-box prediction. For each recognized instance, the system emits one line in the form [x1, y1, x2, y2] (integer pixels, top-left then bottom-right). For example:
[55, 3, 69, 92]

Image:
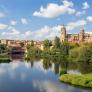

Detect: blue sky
[0, 0, 92, 40]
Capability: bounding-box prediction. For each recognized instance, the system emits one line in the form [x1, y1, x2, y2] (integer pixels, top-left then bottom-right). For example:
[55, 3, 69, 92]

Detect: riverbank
[60, 74, 92, 88]
[0, 54, 11, 63]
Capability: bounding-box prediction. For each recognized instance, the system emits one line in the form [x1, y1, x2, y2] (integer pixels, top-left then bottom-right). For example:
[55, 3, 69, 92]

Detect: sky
[0, 0, 92, 40]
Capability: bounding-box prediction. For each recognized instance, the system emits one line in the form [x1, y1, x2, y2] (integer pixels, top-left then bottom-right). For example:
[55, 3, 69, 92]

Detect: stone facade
[60, 25, 92, 43]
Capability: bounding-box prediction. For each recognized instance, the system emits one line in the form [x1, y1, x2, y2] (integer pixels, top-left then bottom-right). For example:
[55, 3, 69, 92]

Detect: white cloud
[82, 2, 90, 10]
[1, 16, 92, 40]
[1, 26, 32, 40]
[2, 27, 20, 36]
[76, 10, 86, 16]
[21, 18, 28, 24]
[86, 31, 92, 34]
[0, 24, 8, 30]
[25, 31, 32, 37]
[33, 0, 76, 18]
[66, 19, 87, 31]
[86, 16, 92, 22]
[0, 12, 5, 18]
[11, 20, 17, 26]
[32, 25, 61, 40]
[75, 2, 90, 17]
[0, 25, 61, 40]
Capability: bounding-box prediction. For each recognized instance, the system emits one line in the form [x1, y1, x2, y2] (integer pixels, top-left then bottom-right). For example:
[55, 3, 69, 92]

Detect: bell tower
[60, 25, 67, 42]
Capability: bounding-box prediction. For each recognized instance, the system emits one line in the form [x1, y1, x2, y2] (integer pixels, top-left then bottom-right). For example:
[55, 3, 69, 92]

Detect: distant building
[0, 39, 44, 50]
[60, 25, 92, 43]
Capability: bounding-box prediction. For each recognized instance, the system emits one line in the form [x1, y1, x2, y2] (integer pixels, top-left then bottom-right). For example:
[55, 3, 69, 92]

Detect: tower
[60, 25, 67, 42]
[79, 29, 85, 42]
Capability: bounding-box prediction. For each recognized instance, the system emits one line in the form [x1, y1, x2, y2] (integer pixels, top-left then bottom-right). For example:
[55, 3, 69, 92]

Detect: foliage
[0, 44, 7, 54]
[69, 43, 80, 49]
[60, 74, 92, 88]
[20, 42, 24, 47]
[27, 46, 42, 58]
[0, 54, 11, 63]
[69, 44, 92, 62]
[60, 41, 70, 56]
[54, 36, 61, 48]
[0, 58, 11, 63]
[69, 48, 79, 62]
[43, 39, 52, 50]
[59, 68, 67, 75]
[31, 40, 34, 46]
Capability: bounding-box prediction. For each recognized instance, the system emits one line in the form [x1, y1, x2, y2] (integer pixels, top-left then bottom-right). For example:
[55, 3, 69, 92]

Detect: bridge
[8, 46, 25, 54]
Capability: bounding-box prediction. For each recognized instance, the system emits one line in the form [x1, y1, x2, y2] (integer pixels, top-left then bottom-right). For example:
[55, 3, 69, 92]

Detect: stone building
[60, 25, 92, 43]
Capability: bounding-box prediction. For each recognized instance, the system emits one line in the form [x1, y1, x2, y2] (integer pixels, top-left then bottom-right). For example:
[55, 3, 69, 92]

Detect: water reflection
[0, 57, 91, 92]
[10, 54, 25, 61]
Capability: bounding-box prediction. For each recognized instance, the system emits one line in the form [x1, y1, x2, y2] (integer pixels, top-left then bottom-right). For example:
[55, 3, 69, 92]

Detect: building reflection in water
[10, 54, 25, 62]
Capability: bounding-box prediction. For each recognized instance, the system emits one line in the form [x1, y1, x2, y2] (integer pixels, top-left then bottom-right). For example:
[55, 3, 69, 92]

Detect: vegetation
[25, 37, 92, 88]
[54, 36, 61, 49]
[43, 39, 52, 50]
[0, 44, 11, 62]
[26, 41, 42, 59]
[60, 74, 92, 88]
[20, 42, 25, 47]
[0, 44, 8, 54]
[41, 36, 70, 59]
[69, 44, 92, 63]
[27, 46, 42, 57]
[0, 58, 11, 63]
[26, 36, 92, 64]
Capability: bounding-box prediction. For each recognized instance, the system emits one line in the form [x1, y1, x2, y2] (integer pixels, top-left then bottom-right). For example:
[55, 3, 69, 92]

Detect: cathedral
[60, 25, 92, 43]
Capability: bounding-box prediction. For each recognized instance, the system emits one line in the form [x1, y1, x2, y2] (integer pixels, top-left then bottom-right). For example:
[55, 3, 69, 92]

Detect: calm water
[0, 57, 92, 92]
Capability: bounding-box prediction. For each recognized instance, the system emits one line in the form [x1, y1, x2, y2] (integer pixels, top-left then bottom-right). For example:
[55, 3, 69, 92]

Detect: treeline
[26, 37, 92, 63]
[0, 44, 10, 62]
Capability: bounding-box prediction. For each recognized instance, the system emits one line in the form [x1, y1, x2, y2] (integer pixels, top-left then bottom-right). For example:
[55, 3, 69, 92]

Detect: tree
[20, 42, 24, 47]
[69, 43, 79, 49]
[43, 39, 52, 50]
[26, 44, 31, 50]
[69, 47, 79, 62]
[31, 40, 34, 47]
[78, 45, 92, 62]
[27, 46, 42, 57]
[0, 44, 7, 53]
[69, 44, 92, 62]
[61, 42, 70, 56]
[54, 36, 61, 48]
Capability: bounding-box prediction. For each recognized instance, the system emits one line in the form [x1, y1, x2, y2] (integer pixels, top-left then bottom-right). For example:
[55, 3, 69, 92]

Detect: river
[0, 56, 92, 92]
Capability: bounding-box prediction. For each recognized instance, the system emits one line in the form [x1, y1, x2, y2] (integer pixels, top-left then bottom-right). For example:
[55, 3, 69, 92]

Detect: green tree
[54, 36, 61, 48]
[69, 43, 79, 49]
[61, 42, 70, 56]
[20, 42, 24, 47]
[69, 47, 79, 62]
[43, 39, 52, 50]
[78, 45, 92, 62]
[0, 44, 7, 53]
[27, 46, 42, 57]
[69, 44, 92, 62]
[31, 40, 34, 47]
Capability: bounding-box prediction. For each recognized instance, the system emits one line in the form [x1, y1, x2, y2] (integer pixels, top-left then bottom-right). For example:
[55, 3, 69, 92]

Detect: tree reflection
[77, 62, 92, 74]
[26, 57, 92, 75]
[43, 58, 52, 70]
[54, 62, 59, 75]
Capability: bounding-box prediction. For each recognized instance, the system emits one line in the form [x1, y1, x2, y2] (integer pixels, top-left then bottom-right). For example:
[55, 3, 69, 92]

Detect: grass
[59, 74, 92, 88]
